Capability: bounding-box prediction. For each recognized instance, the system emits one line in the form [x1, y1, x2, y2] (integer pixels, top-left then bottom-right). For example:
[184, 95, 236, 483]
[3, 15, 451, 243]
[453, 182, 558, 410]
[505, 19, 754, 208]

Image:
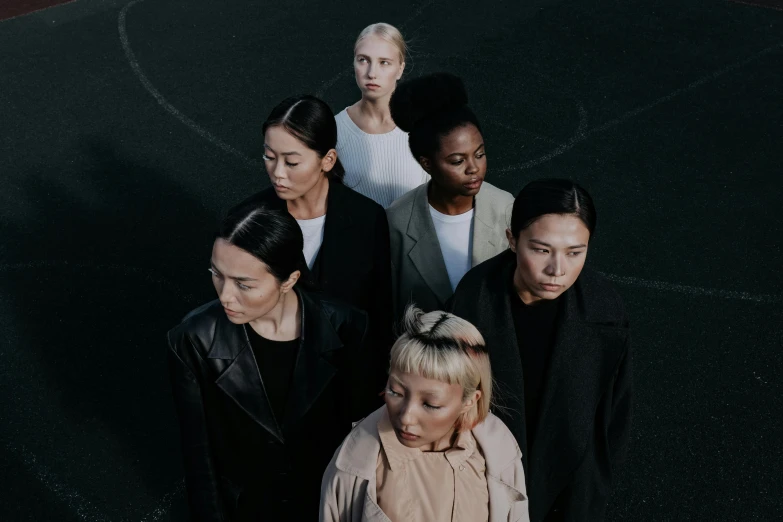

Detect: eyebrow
[389, 375, 445, 397]
[528, 239, 587, 249]
[356, 53, 395, 61]
[263, 144, 301, 157]
[210, 262, 258, 282]
[446, 143, 485, 158]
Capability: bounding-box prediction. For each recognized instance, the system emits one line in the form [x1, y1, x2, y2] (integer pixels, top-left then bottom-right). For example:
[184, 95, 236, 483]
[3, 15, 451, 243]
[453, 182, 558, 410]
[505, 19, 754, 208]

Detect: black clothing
[167, 288, 375, 522]
[245, 325, 299, 425]
[236, 179, 394, 390]
[449, 250, 632, 522]
[508, 282, 559, 453]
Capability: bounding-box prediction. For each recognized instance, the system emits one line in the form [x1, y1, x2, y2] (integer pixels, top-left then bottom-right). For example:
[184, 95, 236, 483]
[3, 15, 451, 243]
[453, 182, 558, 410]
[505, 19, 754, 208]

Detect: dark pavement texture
[0, 0, 781, 520]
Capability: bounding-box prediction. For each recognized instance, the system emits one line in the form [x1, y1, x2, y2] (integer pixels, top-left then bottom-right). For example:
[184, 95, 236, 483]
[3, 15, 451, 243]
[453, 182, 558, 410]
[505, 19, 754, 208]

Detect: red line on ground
[0, 0, 76, 22]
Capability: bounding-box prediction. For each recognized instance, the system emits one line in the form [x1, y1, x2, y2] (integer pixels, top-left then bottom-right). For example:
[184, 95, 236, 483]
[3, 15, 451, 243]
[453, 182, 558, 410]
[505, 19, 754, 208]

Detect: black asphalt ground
[1, 0, 781, 520]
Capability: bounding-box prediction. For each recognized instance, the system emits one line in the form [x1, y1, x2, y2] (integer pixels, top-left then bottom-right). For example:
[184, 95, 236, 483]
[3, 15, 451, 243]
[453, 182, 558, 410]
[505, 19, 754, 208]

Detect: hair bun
[390, 72, 468, 132]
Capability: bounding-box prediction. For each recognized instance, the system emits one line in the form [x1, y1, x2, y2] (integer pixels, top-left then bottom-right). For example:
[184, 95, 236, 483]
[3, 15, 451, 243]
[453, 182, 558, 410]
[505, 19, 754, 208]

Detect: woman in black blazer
[167, 202, 376, 521]
[237, 94, 393, 386]
[449, 179, 632, 522]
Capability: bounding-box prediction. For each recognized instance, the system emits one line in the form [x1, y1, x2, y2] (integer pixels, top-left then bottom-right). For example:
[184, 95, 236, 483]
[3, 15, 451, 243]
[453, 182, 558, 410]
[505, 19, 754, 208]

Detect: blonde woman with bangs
[320, 307, 529, 522]
[335, 23, 430, 208]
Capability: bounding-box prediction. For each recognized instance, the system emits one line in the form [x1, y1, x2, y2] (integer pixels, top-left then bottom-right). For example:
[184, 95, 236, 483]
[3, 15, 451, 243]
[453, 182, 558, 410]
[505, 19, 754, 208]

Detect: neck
[356, 97, 393, 124]
[247, 289, 301, 340]
[287, 175, 329, 219]
[427, 182, 474, 215]
[423, 426, 459, 452]
[512, 270, 543, 305]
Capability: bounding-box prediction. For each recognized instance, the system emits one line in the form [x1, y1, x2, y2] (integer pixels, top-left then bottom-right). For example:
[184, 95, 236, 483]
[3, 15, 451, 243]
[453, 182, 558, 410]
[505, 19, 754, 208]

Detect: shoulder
[473, 412, 522, 459]
[331, 180, 384, 218]
[574, 268, 628, 326]
[332, 406, 385, 478]
[478, 181, 515, 205]
[166, 300, 223, 354]
[305, 290, 370, 339]
[386, 185, 424, 223]
[456, 250, 513, 293]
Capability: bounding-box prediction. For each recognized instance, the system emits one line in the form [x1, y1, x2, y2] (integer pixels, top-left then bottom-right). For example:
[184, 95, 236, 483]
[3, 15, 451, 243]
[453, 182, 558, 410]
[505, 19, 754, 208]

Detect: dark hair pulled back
[389, 72, 482, 160]
[262, 95, 345, 182]
[216, 201, 313, 289]
[510, 179, 597, 238]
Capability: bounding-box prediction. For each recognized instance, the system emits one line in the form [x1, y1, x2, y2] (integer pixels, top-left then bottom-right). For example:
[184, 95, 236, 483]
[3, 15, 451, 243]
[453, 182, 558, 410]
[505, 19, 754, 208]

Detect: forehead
[212, 239, 271, 278]
[521, 214, 591, 244]
[390, 370, 462, 397]
[355, 35, 400, 59]
[264, 125, 311, 153]
[437, 124, 483, 154]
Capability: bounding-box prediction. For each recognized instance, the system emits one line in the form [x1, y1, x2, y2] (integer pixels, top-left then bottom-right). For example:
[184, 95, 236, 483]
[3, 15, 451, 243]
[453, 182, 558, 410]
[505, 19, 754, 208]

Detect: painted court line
[601, 273, 783, 304]
[7, 443, 113, 522]
[502, 42, 783, 171]
[118, 0, 262, 168]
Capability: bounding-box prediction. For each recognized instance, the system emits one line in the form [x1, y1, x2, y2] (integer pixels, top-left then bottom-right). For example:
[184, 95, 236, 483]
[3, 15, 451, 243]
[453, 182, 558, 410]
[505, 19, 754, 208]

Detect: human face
[506, 214, 590, 304]
[354, 36, 404, 100]
[422, 124, 486, 198]
[263, 126, 335, 201]
[384, 370, 479, 451]
[209, 238, 297, 323]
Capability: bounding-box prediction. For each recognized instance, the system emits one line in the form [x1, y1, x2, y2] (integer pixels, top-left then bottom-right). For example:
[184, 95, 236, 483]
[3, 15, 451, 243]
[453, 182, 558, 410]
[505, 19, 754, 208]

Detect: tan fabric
[320, 406, 529, 522]
[375, 410, 489, 522]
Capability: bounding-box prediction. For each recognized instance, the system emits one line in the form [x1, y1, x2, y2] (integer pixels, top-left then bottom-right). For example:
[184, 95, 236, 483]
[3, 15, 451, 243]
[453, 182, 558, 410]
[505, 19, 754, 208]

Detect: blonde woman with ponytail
[320, 307, 529, 522]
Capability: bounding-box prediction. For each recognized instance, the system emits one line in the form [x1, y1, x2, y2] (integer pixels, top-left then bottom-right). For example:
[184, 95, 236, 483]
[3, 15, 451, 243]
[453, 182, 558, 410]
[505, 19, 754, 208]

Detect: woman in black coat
[237, 94, 393, 387]
[449, 179, 632, 522]
[167, 202, 376, 521]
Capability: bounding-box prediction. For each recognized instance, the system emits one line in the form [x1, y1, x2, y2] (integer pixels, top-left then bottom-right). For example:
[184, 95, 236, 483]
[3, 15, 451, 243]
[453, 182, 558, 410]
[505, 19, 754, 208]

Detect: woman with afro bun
[385, 72, 514, 321]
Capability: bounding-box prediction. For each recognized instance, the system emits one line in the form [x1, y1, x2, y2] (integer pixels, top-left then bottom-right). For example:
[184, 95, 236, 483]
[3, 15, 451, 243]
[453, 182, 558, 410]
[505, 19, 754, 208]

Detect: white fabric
[335, 108, 430, 209]
[296, 214, 326, 270]
[428, 205, 475, 291]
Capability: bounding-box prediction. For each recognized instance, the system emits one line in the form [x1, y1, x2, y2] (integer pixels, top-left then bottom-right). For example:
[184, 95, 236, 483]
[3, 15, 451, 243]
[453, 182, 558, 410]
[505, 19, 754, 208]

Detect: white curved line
[118, 0, 261, 168]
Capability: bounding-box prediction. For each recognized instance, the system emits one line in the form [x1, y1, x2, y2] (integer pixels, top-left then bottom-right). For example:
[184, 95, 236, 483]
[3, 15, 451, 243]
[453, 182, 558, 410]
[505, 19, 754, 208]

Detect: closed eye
[423, 403, 441, 410]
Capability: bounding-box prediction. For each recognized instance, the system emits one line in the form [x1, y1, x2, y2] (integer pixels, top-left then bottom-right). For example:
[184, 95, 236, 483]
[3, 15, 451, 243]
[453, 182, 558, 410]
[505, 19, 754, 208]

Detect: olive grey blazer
[386, 181, 514, 321]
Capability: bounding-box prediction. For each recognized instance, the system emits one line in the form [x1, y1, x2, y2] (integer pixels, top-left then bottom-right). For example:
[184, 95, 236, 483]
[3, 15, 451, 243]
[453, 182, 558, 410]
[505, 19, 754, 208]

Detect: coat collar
[404, 183, 459, 304]
[311, 178, 355, 278]
[471, 186, 503, 266]
[207, 287, 343, 442]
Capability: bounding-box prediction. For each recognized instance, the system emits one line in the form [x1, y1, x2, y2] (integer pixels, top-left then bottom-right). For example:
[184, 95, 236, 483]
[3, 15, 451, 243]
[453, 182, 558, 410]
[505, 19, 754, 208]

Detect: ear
[397, 61, 406, 80]
[280, 270, 301, 293]
[506, 228, 517, 252]
[419, 156, 432, 174]
[321, 149, 337, 173]
[460, 389, 482, 415]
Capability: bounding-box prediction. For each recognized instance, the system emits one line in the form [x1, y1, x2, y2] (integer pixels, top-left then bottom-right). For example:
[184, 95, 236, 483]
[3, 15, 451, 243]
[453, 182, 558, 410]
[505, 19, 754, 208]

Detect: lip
[463, 178, 483, 190]
[273, 184, 290, 191]
[223, 307, 241, 317]
[395, 428, 419, 441]
[365, 83, 381, 90]
[540, 283, 562, 292]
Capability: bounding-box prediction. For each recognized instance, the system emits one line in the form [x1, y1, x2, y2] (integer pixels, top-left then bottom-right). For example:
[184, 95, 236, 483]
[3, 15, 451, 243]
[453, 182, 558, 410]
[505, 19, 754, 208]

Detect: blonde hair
[389, 306, 492, 432]
[354, 22, 407, 64]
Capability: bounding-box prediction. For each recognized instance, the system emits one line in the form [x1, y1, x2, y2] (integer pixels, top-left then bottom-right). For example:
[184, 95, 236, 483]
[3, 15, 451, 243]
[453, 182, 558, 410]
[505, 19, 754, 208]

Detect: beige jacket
[320, 407, 530, 522]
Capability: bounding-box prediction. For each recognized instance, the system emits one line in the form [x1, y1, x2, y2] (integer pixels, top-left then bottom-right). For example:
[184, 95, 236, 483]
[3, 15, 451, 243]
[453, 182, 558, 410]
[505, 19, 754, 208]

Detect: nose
[545, 253, 566, 277]
[465, 157, 479, 175]
[398, 400, 416, 428]
[366, 63, 376, 79]
[270, 159, 287, 181]
[217, 280, 235, 305]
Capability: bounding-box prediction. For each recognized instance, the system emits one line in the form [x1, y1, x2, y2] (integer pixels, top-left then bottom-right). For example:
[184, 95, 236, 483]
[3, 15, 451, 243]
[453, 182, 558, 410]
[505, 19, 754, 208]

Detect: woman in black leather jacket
[167, 201, 375, 521]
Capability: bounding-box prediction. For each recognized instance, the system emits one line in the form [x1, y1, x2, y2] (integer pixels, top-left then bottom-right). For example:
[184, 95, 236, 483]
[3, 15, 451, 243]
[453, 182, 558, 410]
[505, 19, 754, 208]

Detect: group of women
[166, 22, 633, 522]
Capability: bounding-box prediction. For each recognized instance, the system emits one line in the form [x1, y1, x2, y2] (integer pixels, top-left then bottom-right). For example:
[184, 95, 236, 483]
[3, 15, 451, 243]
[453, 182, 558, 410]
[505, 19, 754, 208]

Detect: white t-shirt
[428, 205, 475, 291]
[335, 108, 430, 209]
[296, 215, 326, 270]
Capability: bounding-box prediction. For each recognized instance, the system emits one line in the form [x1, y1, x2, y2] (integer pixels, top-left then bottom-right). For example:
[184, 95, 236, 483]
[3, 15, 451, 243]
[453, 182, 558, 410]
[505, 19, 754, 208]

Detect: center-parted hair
[216, 201, 311, 288]
[262, 95, 346, 182]
[510, 178, 597, 238]
[390, 306, 492, 432]
[389, 72, 482, 161]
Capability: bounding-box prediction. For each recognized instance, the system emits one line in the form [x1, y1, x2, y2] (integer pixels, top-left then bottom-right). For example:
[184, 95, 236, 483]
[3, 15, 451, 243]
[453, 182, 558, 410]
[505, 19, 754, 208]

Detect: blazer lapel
[406, 184, 453, 304]
[209, 314, 285, 443]
[471, 189, 501, 267]
[281, 289, 342, 434]
[528, 279, 629, 515]
[312, 179, 353, 282]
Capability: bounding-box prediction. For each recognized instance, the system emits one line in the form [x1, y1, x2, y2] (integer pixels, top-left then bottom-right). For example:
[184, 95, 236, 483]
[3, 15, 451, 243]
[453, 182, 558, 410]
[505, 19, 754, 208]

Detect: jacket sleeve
[167, 331, 226, 522]
[608, 330, 633, 477]
[319, 448, 354, 522]
[370, 207, 394, 387]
